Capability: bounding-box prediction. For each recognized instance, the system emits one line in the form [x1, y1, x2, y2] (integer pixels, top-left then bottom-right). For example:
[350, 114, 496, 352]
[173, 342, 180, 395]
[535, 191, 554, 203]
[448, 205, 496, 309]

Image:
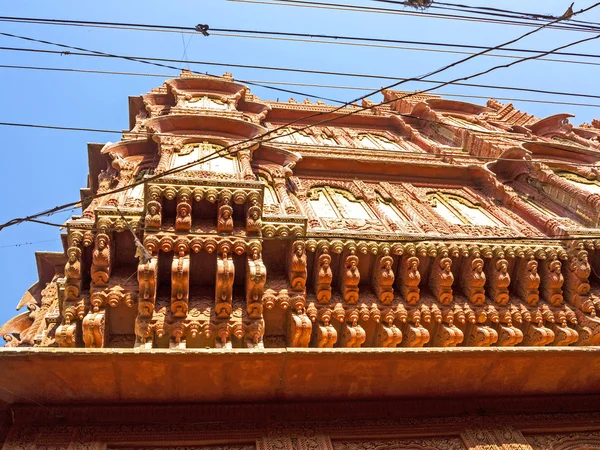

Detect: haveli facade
[3, 71, 600, 448]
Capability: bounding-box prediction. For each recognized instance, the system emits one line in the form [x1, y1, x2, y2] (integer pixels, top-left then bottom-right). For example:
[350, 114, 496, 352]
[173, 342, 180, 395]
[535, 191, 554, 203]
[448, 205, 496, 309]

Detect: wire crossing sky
[1, 0, 600, 328]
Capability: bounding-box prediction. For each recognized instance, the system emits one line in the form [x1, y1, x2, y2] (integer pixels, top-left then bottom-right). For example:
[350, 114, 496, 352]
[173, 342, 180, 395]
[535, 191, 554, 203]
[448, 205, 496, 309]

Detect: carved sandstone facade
[3, 72, 600, 448]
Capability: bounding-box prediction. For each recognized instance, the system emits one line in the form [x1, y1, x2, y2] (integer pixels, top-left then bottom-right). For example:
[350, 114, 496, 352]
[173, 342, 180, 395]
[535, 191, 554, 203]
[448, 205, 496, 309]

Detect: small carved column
[235, 148, 254, 180]
[273, 177, 298, 214]
[340, 250, 360, 304]
[215, 245, 235, 320]
[135, 253, 158, 349]
[171, 248, 190, 318]
[154, 138, 175, 174]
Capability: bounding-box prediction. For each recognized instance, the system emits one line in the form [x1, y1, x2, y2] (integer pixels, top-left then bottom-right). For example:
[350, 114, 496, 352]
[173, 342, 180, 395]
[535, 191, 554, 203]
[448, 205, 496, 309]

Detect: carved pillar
[237, 148, 255, 180]
[215, 248, 234, 319]
[288, 241, 307, 293]
[372, 250, 395, 304]
[171, 251, 190, 318]
[273, 177, 298, 214]
[314, 250, 333, 304]
[155, 143, 174, 174]
[340, 250, 360, 304]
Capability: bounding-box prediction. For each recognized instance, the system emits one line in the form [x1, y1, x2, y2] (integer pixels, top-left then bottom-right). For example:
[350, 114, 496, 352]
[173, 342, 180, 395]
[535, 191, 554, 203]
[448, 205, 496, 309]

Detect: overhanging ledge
[1, 346, 599, 404]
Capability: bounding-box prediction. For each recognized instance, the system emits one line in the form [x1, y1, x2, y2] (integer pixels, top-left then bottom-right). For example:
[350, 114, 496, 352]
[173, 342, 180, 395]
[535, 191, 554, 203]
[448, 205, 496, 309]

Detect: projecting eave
[523, 140, 600, 164]
[265, 104, 394, 128]
[294, 153, 484, 185]
[1, 347, 600, 405]
[144, 114, 267, 140]
[425, 98, 488, 115]
[165, 76, 247, 97]
[100, 138, 157, 160]
[527, 113, 574, 136]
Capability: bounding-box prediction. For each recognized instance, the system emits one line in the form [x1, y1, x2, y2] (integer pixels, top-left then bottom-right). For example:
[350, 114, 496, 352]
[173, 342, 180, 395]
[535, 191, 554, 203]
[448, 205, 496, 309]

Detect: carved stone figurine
[91, 233, 111, 287]
[289, 243, 307, 292]
[175, 202, 192, 232]
[462, 257, 486, 306]
[399, 256, 420, 305]
[564, 250, 592, 312]
[145, 201, 162, 228]
[516, 259, 540, 306]
[137, 257, 158, 317]
[217, 203, 234, 233]
[64, 247, 82, 302]
[340, 253, 360, 304]
[216, 252, 234, 318]
[373, 253, 394, 305]
[488, 259, 510, 306]
[171, 255, 189, 318]
[314, 253, 333, 304]
[246, 205, 262, 232]
[430, 257, 454, 305]
[541, 259, 564, 307]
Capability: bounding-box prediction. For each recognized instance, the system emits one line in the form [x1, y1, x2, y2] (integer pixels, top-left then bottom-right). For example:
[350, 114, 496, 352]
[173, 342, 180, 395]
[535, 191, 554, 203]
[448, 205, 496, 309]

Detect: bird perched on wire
[561, 2, 575, 20]
[195, 24, 210, 36]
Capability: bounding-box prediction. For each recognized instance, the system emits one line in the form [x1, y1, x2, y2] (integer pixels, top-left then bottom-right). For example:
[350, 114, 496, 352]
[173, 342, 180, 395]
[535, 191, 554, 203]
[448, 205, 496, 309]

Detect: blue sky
[1, 0, 600, 328]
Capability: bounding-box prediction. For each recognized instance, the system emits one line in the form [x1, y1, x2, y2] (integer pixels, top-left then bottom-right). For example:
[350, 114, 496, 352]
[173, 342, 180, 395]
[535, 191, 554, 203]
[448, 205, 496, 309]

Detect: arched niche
[428, 192, 502, 227]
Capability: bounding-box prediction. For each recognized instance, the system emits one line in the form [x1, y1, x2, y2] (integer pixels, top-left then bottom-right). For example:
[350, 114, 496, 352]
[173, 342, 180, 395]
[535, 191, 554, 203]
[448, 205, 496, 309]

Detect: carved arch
[427, 191, 503, 227]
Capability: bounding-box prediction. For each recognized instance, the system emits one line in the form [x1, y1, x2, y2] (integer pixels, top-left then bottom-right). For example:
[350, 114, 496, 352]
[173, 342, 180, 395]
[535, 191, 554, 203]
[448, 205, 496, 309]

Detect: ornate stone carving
[514, 259, 541, 306]
[171, 254, 190, 318]
[460, 257, 486, 306]
[288, 241, 307, 292]
[82, 311, 105, 348]
[218, 197, 234, 233]
[372, 251, 395, 305]
[175, 200, 192, 232]
[91, 233, 111, 288]
[564, 249, 593, 314]
[540, 258, 565, 307]
[215, 250, 234, 319]
[430, 256, 454, 305]
[398, 255, 421, 305]
[288, 311, 312, 347]
[314, 252, 333, 304]
[487, 258, 510, 306]
[246, 247, 266, 319]
[340, 251, 360, 304]
[138, 257, 158, 317]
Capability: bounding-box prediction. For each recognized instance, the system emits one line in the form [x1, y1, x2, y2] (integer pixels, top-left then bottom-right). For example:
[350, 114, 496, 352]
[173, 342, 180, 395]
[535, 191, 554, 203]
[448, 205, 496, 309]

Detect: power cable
[231, 0, 600, 33]
[4, 45, 600, 103]
[3, 63, 600, 109]
[4, 15, 600, 61]
[1, 4, 597, 231]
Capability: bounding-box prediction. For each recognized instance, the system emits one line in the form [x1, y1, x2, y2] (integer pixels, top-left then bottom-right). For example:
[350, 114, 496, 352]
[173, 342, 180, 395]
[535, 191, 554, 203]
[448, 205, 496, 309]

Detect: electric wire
[1, 4, 598, 231]
[2, 63, 600, 109]
[4, 45, 600, 103]
[230, 0, 600, 33]
[4, 15, 600, 62]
